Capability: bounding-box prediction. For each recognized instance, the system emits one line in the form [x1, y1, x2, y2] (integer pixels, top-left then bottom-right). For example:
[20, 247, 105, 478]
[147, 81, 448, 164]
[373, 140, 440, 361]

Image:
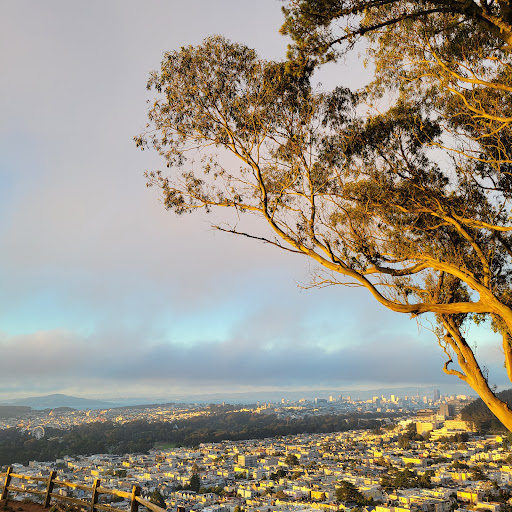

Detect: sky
[0, 1, 507, 402]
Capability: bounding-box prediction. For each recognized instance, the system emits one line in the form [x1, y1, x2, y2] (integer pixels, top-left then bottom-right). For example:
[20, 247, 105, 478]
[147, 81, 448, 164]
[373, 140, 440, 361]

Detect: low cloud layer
[0, 311, 504, 400]
[0, 2, 506, 401]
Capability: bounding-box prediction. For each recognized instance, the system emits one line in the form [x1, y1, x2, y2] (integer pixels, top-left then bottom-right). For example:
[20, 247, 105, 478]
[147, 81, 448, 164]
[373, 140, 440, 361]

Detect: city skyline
[0, 385, 474, 407]
[0, 1, 507, 400]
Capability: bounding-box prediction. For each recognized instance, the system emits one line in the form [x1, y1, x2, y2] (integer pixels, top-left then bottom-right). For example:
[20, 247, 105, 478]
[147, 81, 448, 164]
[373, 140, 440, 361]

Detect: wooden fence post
[1, 466, 13, 500]
[130, 485, 141, 512]
[91, 478, 101, 512]
[44, 470, 56, 508]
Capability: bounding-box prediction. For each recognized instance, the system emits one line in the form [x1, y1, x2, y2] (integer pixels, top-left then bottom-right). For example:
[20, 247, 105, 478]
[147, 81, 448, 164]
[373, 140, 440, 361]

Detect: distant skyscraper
[439, 403, 455, 417]
[433, 389, 440, 401]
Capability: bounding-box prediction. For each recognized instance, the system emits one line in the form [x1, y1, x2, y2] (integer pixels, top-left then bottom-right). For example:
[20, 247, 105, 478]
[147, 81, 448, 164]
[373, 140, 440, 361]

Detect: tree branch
[213, 226, 304, 254]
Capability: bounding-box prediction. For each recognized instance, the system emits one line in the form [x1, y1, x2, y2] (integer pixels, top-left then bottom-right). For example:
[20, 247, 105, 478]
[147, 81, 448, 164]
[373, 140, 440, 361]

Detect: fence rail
[1, 467, 166, 512]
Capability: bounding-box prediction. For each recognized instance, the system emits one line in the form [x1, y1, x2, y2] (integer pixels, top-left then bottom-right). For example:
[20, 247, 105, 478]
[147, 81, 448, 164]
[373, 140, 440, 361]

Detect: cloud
[1, 302, 497, 400]
[0, 1, 505, 403]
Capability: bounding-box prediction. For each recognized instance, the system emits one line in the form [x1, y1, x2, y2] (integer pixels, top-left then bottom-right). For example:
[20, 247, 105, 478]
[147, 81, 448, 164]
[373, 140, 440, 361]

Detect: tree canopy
[137, 1, 512, 429]
[149, 489, 166, 510]
[335, 480, 366, 504]
[280, 1, 512, 60]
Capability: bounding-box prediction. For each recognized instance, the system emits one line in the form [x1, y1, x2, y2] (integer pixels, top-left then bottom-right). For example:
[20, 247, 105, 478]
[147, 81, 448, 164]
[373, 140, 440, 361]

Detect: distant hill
[461, 388, 512, 431]
[111, 402, 176, 412]
[10, 394, 115, 410]
[41, 406, 76, 414]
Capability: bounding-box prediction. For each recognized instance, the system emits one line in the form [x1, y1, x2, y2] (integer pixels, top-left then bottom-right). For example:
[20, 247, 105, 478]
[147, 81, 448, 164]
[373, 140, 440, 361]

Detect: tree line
[461, 389, 512, 432]
[0, 410, 388, 466]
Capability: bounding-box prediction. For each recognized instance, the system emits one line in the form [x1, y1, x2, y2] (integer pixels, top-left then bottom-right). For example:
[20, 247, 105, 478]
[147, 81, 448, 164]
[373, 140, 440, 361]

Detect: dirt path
[0, 499, 47, 512]
[0, 499, 83, 512]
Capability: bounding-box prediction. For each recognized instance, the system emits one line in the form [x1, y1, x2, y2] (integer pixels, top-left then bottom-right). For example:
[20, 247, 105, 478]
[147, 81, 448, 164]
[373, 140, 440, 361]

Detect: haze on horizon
[0, 1, 505, 401]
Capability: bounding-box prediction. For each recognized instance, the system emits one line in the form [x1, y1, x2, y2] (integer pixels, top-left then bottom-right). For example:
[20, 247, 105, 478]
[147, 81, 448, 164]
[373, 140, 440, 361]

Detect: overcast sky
[0, 1, 505, 401]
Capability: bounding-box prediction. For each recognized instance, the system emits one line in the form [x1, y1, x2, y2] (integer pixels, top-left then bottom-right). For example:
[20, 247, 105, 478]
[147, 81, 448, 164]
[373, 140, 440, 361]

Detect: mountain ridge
[1, 394, 115, 411]
[0, 385, 470, 410]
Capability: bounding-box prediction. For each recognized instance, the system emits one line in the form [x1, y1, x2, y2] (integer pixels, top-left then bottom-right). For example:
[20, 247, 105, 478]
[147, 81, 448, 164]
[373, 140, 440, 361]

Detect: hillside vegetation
[0, 410, 388, 466]
[461, 389, 512, 431]
[0, 406, 31, 419]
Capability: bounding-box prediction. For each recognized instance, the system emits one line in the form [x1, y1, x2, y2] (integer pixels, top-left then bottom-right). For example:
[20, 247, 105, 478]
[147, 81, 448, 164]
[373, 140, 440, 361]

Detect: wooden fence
[0, 467, 166, 512]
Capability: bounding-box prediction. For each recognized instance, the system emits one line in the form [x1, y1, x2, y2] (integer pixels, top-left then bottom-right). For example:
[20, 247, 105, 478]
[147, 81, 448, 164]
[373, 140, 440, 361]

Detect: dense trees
[462, 388, 512, 431]
[137, 1, 512, 429]
[0, 411, 386, 465]
[335, 481, 366, 504]
[380, 468, 434, 489]
[0, 406, 31, 419]
[149, 489, 166, 509]
[284, 453, 300, 466]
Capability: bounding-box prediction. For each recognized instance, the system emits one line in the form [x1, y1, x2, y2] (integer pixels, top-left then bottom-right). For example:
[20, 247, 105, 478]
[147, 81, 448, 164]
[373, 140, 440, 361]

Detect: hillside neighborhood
[3, 400, 512, 512]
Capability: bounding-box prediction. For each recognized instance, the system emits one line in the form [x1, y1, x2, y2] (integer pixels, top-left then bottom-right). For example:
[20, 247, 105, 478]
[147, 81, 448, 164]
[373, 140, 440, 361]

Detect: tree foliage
[335, 481, 366, 504]
[280, 1, 512, 62]
[138, 2, 512, 429]
[0, 411, 385, 466]
[188, 473, 201, 493]
[380, 468, 433, 490]
[285, 453, 300, 466]
[149, 489, 166, 510]
[462, 388, 512, 431]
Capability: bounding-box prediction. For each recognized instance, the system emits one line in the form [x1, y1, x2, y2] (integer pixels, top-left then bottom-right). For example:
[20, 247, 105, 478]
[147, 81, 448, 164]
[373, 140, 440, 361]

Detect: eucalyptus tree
[137, 1, 512, 429]
[278, 0, 512, 426]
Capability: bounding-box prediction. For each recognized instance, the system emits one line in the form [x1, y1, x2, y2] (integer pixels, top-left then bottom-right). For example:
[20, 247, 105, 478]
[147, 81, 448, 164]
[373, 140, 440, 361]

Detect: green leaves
[138, 5, 512, 429]
[335, 480, 366, 504]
